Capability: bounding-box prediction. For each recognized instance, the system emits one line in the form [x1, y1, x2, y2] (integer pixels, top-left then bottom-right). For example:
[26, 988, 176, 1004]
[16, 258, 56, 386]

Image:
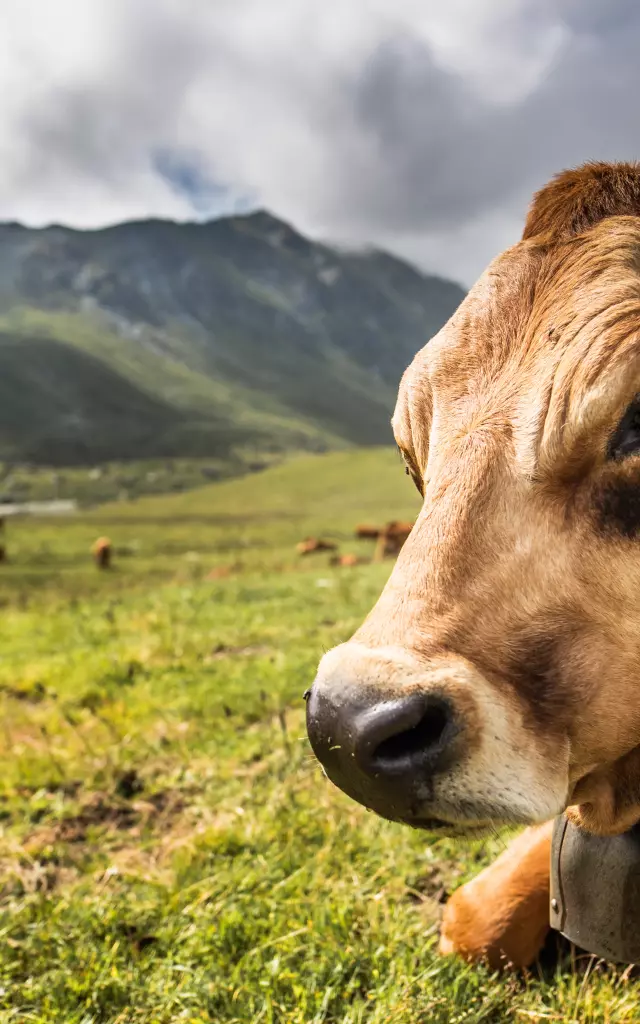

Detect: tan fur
[523, 161, 640, 243]
[439, 822, 553, 970]
[313, 162, 640, 968]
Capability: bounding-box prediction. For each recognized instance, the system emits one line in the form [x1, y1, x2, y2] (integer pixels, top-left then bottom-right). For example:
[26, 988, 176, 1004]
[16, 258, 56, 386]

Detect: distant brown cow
[373, 520, 414, 562]
[329, 553, 366, 568]
[92, 537, 112, 570]
[355, 524, 381, 540]
[296, 537, 338, 556]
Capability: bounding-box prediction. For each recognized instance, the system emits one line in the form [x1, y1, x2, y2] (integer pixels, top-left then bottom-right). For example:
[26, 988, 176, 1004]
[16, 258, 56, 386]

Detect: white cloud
[0, 0, 638, 284]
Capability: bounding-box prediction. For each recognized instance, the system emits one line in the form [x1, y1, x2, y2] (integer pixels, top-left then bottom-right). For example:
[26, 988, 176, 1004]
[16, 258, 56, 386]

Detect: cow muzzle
[306, 684, 457, 828]
[306, 642, 570, 830]
[306, 643, 469, 828]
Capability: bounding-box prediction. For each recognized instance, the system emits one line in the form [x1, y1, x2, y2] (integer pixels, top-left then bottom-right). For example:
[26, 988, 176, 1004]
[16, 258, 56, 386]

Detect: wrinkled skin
[307, 162, 640, 968]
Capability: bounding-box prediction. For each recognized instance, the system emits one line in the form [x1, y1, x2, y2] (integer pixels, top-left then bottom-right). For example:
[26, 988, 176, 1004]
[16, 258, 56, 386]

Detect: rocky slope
[0, 211, 465, 465]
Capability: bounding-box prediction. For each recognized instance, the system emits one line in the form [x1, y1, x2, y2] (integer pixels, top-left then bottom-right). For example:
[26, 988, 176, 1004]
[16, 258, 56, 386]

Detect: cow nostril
[364, 698, 452, 772]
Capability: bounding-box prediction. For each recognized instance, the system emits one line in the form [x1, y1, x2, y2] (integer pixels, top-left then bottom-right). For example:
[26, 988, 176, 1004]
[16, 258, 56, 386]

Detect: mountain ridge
[0, 209, 466, 467]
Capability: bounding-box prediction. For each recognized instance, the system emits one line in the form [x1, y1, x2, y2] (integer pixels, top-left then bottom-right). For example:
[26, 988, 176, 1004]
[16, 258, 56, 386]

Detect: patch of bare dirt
[206, 643, 272, 661]
[0, 771, 201, 900]
[0, 681, 50, 703]
[22, 787, 187, 852]
[16, 779, 82, 798]
[405, 866, 450, 907]
[0, 858, 78, 898]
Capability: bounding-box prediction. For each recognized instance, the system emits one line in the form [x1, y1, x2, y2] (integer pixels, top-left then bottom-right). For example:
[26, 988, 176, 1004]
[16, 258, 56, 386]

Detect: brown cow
[330, 553, 366, 568]
[373, 520, 414, 562]
[91, 536, 112, 569]
[296, 537, 338, 555]
[306, 162, 640, 969]
[355, 521, 414, 559]
[355, 524, 382, 540]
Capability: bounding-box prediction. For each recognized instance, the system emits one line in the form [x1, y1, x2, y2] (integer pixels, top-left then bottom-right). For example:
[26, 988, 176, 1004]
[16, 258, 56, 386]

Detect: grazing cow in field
[355, 521, 414, 560]
[92, 536, 112, 570]
[306, 162, 640, 970]
[373, 521, 414, 562]
[355, 524, 382, 540]
[296, 537, 338, 555]
[330, 553, 366, 568]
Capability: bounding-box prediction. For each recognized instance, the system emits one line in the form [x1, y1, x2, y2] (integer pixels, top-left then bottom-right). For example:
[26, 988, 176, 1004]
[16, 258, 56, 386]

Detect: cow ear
[522, 162, 640, 244]
[567, 745, 640, 836]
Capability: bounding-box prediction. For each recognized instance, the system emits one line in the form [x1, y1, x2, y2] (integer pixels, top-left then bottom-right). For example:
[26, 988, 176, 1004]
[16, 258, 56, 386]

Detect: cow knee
[438, 822, 553, 970]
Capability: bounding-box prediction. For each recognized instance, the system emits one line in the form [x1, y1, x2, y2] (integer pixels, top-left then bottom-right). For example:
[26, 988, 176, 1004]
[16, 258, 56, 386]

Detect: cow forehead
[409, 243, 541, 385]
[400, 220, 640, 459]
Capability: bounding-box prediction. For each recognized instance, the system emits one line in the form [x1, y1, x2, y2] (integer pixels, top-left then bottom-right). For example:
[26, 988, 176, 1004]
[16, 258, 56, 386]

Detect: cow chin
[306, 642, 570, 832]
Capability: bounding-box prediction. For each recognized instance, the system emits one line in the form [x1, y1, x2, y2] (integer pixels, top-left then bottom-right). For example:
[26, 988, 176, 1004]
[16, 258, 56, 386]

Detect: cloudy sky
[1, 0, 638, 284]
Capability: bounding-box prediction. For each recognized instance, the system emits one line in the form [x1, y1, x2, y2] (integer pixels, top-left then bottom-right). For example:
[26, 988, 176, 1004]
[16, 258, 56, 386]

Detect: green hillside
[99, 447, 421, 523]
[0, 213, 465, 467]
[0, 313, 339, 468]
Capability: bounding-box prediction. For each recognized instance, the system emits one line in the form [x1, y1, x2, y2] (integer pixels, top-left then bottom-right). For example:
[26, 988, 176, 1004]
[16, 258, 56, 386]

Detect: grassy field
[0, 455, 285, 508]
[0, 448, 638, 1023]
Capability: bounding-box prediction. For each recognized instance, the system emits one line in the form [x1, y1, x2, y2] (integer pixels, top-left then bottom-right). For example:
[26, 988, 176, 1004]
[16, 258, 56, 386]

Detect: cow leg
[373, 534, 386, 562]
[438, 820, 553, 970]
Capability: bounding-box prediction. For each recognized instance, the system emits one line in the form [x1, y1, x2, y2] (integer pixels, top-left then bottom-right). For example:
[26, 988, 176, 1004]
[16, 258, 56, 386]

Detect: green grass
[0, 448, 637, 1022]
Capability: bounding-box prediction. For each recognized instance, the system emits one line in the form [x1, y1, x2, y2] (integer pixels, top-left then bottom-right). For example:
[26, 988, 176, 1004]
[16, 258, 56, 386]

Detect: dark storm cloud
[1, 0, 640, 282]
[15, 4, 210, 189]
[314, 7, 640, 240]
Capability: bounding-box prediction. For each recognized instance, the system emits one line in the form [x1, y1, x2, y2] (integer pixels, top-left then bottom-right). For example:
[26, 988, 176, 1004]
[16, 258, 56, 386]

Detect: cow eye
[398, 448, 423, 496]
[608, 396, 640, 461]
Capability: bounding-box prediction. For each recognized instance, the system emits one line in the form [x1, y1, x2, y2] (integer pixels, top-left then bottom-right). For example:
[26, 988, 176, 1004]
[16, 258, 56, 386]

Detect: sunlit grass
[0, 449, 636, 1022]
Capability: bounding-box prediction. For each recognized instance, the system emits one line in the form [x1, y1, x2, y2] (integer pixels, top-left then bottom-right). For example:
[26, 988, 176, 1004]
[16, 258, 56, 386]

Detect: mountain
[0, 211, 465, 466]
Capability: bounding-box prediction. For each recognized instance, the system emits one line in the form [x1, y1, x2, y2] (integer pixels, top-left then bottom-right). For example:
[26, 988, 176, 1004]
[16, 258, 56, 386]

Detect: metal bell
[550, 814, 640, 964]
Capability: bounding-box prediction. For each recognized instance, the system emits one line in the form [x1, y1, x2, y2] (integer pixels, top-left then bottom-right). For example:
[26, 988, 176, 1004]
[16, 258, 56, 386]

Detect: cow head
[307, 162, 640, 837]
